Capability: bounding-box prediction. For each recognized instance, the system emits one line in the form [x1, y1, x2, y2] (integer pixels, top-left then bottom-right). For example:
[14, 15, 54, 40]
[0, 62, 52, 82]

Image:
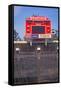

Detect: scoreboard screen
[32, 26, 45, 34]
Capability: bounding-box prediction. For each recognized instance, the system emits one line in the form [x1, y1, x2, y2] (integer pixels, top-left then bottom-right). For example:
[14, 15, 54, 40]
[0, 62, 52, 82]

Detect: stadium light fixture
[16, 47, 20, 51]
[37, 47, 41, 51]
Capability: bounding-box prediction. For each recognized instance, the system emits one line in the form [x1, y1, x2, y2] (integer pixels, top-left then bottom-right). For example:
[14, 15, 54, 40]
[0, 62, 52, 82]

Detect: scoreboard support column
[30, 41, 32, 46]
[45, 39, 48, 46]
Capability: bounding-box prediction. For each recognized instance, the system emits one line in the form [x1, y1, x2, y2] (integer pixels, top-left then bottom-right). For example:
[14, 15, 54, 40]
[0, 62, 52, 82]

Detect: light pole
[35, 46, 41, 83]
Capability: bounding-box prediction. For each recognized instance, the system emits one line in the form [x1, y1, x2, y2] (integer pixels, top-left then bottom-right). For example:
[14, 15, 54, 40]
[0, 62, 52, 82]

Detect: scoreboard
[25, 16, 51, 41]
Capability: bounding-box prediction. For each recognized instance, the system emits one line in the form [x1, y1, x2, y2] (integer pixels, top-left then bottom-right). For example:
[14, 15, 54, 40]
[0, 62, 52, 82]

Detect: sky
[14, 6, 59, 39]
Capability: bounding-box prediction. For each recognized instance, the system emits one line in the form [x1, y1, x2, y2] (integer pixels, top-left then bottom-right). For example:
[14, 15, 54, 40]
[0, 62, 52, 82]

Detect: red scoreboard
[25, 16, 51, 41]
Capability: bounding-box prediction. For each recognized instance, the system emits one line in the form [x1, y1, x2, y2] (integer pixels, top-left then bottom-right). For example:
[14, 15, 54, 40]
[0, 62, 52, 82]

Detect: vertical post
[36, 47, 41, 83]
[30, 41, 32, 46]
[45, 39, 47, 46]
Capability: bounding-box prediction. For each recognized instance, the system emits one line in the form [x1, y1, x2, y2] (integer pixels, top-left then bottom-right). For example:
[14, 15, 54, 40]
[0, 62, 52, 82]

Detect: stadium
[13, 16, 59, 84]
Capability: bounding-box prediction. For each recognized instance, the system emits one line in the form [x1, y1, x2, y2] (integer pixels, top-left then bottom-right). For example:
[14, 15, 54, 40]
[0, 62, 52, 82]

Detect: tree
[14, 30, 21, 41]
[52, 29, 58, 40]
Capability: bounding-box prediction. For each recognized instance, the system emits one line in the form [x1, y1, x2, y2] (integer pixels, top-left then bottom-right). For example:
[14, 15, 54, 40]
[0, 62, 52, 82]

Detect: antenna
[33, 13, 35, 16]
[38, 13, 39, 16]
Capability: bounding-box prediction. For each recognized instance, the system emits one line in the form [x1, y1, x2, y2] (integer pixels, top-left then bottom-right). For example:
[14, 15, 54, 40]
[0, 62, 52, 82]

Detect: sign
[38, 34, 51, 38]
[32, 34, 38, 38]
[27, 16, 48, 21]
